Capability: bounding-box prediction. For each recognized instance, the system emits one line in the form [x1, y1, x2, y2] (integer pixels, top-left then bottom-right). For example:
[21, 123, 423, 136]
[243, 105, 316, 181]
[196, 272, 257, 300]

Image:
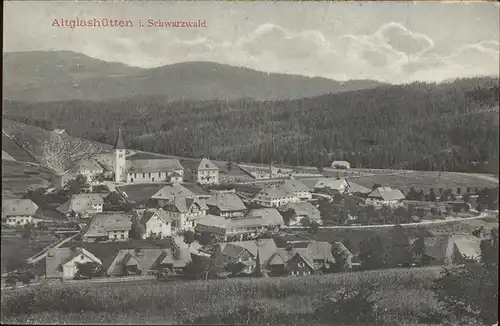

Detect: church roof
[114, 128, 125, 150]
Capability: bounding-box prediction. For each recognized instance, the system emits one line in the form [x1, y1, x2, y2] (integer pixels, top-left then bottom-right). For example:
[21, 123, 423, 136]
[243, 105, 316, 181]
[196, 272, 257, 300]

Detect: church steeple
[114, 128, 125, 150]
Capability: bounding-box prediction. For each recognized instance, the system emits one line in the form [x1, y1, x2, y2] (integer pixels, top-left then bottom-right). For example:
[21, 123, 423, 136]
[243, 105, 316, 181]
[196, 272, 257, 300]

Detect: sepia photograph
[1, 0, 499, 325]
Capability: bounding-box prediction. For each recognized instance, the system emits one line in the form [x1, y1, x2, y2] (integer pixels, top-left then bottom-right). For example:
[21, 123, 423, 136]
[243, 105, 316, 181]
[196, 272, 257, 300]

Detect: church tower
[114, 128, 126, 182]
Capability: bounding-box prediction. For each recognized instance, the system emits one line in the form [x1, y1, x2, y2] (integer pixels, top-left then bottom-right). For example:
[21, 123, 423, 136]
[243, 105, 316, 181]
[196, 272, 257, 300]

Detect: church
[112, 129, 185, 184]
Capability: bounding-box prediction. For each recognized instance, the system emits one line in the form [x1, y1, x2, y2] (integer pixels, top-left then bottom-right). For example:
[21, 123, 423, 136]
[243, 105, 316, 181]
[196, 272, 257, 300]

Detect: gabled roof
[56, 194, 104, 215]
[346, 180, 372, 194]
[268, 249, 315, 270]
[246, 208, 284, 226]
[280, 202, 321, 220]
[206, 192, 247, 212]
[255, 187, 290, 199]
[332, 161, 350, 166]
[216, 239, 278, 267]
[114, 128, 126, 150]
[226, 217, 267, 229]
[268, 241, 335, 268]
[2, 199, 39, 217]
[280, 179, 310, 193]
[314, 178, 348, 190]
[198, 158, 218, 171]
[140, 209, 172, 224]
[46, 247, 102, 278]
[451, 235, 482, 261]
[164, 196, 208, 214]
[127, 158, 183, 173]
[151, 184, 195, 201]
[83, 212, 132, 238]
[368, 187, 406, 201]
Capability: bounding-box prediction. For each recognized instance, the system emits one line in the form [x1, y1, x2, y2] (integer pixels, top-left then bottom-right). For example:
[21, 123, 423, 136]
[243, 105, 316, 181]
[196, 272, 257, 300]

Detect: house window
[114, 234, 118, 239]
[134, 173, 137, 178]
[148, 173, 151, 178]
[119, 154, 124, 158]
[304, 271, 311, 276]
[298, 262, 305, 268]
[80, 255, 84, 260]
[143, 173, 146, 178]
[457, 188, 461, 195]
[121, 234, 125, 239]
[291, 270, 299, 276]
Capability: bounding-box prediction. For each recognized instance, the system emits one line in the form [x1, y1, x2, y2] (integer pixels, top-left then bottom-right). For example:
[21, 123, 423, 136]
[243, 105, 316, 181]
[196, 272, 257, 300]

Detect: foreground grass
[1, 267, 444, 325]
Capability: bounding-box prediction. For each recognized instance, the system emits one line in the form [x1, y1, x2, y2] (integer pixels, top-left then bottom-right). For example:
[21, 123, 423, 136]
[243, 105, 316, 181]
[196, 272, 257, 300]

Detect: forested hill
[3, 77, 499, 174]
[3, 51, 384, 102]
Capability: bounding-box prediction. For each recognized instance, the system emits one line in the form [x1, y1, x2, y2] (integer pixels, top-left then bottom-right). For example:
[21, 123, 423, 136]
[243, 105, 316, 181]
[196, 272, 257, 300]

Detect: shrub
[314, 281, 382, 323]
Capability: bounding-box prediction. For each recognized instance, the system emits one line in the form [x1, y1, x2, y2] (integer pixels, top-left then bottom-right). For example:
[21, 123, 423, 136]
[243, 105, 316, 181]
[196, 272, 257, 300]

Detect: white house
[365, 187, 406, 207]
[331, 161, 351, 169]
[132, 208, 172, 239]
[279, 178, 312, 201]
[45, 247, 102, 279]
[253, 187, 300, 208]
[163, 197, 208, 230]
[280, 202, 322, 226]
[1, 199, 39, 226]
[56, 194, 104, 218]
[183, 158, 220, 185]
[59, 158, 105, 188]
[314, 178, 349, 194]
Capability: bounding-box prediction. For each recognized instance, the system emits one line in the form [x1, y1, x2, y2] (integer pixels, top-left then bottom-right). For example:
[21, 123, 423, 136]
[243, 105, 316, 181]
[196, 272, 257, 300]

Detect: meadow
[1, 267, 447, 325]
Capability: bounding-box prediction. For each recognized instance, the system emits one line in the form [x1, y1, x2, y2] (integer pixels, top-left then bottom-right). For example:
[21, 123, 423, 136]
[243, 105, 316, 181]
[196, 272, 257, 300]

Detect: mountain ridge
[3, 50, 387, 102]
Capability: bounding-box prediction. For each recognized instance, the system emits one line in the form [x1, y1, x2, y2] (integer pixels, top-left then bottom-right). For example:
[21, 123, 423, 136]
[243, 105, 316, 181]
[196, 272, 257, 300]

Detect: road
[285, 211, 496, 230]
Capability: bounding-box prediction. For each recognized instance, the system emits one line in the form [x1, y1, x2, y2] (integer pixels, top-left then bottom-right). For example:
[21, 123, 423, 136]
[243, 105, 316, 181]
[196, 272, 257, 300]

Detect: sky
[3, 1, 499, 83]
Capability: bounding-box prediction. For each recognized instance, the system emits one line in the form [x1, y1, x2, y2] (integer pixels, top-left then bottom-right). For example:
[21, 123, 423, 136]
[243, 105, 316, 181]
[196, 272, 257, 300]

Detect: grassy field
[1, 267, 446, 325]
[1, 161, 55, 195]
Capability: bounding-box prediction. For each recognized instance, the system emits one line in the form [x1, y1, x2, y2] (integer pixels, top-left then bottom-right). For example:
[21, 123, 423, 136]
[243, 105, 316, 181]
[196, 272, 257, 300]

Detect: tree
[393, 206, 407, 225]
[407, 188, 418, 200]
[226, 262, 246, 277]
[412, 235, 430, 266]
[462, 193, 471, 203]
[310, 221, 320, 234]
[359, 236, 390, 270]
[198, 232, 215, 246]
[104, 192, 123, 206]
[280, 208, 296, 226]
[75, 261, 104, 279]
[300, 217, 311, 230]
[428, 188, 437, 202]
[433, 228, 498, 325]
[226, 160, 233, 172]
[331, 242, 353, 272]
[416, 189, 425, 202]
[182, 230, 195, 246]
[389, 224, 412, 267]
[406, 205, 415, 224]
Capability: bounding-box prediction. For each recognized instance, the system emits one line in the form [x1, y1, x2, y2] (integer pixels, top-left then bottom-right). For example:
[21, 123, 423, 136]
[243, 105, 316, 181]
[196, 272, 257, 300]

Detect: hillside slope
[3, 77, 499, 174]
[2, 120, 111, 174]
[3, 51, 384, 102]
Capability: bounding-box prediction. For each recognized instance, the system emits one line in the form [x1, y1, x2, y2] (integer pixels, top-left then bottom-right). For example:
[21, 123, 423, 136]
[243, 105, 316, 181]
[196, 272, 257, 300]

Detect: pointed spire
[114, 128, 125, 150]
[255, 241, 262, 277]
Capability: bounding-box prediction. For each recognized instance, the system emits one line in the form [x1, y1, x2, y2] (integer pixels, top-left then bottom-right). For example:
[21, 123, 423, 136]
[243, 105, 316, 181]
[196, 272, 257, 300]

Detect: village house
[211, 239, 278, 275]
[56, 193, 104, 219]
[346, 180, 372, 196]
[131, 208, 173, 239]
[279, 201, 322, 225]
[331, 160, 351, 169]
[106, 237, 191, 276]
[268, 241, 336, 277]
[245, 208, 285, 230]
[365, 187, 406, 207]
[150, 184, 195, 207]
[410, 234, 482, 266]
[45, 247, 103, 279]
[53, 128, 70, 136]
[314, 178, 349, 194]
[163, 196, 208, 230]
[206, 190, 248, 218]
[279, 178, 312, 201]
[183, 158, 220, 185]
[82, 212, 132, 242]
[195, 215, 267, 241]
[1, 199, 40, 226]
[252, 187, 300, 208]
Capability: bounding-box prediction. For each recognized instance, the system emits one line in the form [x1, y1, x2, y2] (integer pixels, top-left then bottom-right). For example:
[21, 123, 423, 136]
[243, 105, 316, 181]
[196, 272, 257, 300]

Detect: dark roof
[206, 191, 247, 212]
[83, 212, 132, 238]
[140, 208, 173, 224]
[126, 158, 183, 173]
[114, 128, 125, 150]
[117, 184, 165, 203]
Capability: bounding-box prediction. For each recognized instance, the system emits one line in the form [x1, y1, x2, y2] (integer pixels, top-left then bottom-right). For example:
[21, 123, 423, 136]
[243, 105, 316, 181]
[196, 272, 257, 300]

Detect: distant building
[53, 128, 69, 136]
[163, 196, 208, 230]
[268, 241, 336, 277]
[365, 187, 406, 207]
[151, 184, 195, 207]
[1, 199, 40, 226]
[82, 212, 132, 242]
[252, 187, 300, 208]
[410, 235, 482, 266]
[279, 178, 312, 201]
[211, 239, 279, 275]
[56, 194, 104, 219]
[314, 178, 349, 194]
[131, 208, 173, 239]
[245, 208, 285, 230]
[45, 247, 102, 279]
[183, 158, 220, 185]
[279, 202, 322, 225]
[331, 161, 351, 169]
[206, 190, 248, 218]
